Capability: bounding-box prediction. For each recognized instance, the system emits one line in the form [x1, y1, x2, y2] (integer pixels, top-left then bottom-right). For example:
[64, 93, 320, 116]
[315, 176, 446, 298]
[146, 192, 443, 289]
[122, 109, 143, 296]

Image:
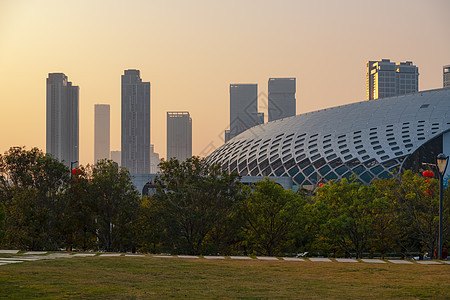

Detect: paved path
[336, 258, 358, 263]
[0, 251, 448, 266]
[309, 258, 332, 262]
[361, 258, 386, 264]
[256, 256, 279, 261]
[0, 250, 19, 254]
[416, 260, 442, 265]
[282, 257, 305, 261]
[388, 259, 414, 264]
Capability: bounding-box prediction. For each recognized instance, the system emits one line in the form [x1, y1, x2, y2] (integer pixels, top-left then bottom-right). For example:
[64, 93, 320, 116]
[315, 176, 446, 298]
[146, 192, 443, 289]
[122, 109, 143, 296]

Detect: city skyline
[1, 0, 449, 166]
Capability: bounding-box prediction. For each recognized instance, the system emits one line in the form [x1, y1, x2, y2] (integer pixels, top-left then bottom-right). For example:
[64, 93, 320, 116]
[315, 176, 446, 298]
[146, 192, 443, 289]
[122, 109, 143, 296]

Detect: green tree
[0, 147, 70, 250]
[241, 178, 306, 256]
[151, 157, 245, 255]
[0, 203, 4, 243]
[88, 159, 140, 252]
[58, 166, 96, 251]
[136, 195, 165, 253]
[310, 178, 378, 258]
[367, 194, 402, 258]
[374, 170, 447, 256]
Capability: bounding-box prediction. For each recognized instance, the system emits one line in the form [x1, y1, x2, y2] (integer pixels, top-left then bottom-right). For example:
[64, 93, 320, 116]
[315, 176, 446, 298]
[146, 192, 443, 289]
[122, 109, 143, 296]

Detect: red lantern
[318, 183, 324, 187]
[72, 168, 82, 176]
[423, 170, 434, 178]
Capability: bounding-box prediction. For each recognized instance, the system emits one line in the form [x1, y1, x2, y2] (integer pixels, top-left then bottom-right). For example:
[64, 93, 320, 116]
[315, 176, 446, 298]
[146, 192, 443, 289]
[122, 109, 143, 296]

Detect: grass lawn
[0, 256, 449, 299]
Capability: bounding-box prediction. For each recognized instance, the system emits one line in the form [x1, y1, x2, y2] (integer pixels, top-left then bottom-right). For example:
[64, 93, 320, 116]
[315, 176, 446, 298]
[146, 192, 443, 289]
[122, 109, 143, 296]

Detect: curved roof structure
[206, 88, 450, 188]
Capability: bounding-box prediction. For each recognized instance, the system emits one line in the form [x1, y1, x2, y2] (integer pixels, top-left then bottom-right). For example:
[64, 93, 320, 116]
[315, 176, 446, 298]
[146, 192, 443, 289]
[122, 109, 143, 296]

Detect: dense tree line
[0, 147, 140, 252]
[0, 147, 448, 258]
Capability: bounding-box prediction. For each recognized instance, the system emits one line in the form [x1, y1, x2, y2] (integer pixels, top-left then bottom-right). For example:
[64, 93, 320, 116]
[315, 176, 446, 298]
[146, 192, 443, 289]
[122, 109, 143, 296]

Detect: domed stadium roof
[206, 88, 450, 188]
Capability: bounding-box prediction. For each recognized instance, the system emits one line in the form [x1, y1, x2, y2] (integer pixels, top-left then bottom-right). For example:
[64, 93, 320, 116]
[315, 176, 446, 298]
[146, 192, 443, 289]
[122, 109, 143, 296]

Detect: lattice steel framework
[206, 88, 450, 188]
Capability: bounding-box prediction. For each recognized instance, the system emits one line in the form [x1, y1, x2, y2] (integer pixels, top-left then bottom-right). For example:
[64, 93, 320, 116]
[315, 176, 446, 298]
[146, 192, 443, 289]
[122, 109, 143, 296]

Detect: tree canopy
[145, 157, 246, 255]
[241, 178, 307, 256]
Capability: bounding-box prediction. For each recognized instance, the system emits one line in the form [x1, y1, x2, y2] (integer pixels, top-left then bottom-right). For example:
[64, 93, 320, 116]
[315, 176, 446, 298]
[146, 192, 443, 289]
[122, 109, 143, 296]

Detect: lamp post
[436, 153, 448, 260]
[70, 161, 79, 171]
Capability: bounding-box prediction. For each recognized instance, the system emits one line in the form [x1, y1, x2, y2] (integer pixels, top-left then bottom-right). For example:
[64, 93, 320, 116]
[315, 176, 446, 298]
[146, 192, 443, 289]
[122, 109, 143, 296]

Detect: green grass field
[0, 256, 449, 299]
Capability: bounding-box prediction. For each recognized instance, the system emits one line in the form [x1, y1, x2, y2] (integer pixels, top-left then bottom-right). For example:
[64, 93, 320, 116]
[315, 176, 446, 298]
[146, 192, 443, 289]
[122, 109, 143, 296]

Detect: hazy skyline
[1, 0, 449, 166]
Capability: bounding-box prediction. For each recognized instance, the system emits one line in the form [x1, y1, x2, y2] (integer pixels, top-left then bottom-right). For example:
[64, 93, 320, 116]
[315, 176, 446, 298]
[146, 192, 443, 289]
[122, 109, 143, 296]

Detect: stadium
[206, 88, 450, 190]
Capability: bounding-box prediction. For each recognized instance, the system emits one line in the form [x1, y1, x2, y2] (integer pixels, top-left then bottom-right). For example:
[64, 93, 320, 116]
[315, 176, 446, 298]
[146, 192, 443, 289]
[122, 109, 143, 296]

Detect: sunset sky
[1, 0, 449, 166]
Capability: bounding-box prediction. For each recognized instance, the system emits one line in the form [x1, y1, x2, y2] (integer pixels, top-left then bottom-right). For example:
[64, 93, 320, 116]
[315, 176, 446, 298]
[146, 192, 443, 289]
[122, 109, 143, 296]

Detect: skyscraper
[94, 104, 110, 163]
[110, 150, 121, 166]
[366, 59, 419, 100]
[150, 144, 160, 173]
[444, 65, 450, 88]
[268, 78, 296, 122]
[121, 69, 151, 174]
[225, 84, 263, 142]
[46, 73, 79, 167]
[167, 112, 192, 162]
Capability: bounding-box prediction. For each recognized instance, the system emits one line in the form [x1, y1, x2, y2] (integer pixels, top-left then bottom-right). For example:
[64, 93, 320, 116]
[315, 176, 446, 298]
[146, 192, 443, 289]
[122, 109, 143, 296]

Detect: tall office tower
[110, 151, 121, 166]
[366, 59, 419, 100]
[268, 78, 296, 122]
[46, 73, 79, 167]
[225, 84, 264, 142]
[150, 144, 160, 173]
[444, 65, 450, 88]
[121, 69, 151, 174]
[94, 104, 110, 163]
[167, 112, 192, 162]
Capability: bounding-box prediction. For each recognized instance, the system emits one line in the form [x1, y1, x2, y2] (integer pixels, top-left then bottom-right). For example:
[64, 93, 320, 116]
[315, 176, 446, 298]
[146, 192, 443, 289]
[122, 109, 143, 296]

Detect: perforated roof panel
[206, 88, 450, 187]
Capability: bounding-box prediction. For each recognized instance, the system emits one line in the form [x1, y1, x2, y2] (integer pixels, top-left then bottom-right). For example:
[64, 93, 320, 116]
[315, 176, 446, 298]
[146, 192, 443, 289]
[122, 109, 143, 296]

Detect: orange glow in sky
[0, 0, 449, 165]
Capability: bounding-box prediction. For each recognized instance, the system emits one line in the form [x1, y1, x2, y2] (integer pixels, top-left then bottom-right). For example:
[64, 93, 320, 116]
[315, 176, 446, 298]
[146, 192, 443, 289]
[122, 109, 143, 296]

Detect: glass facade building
[225, 84, 264, 142]
[444, 65, 450, 88]
[366, 59, 419, 100]
[94, 104, 110, 163]
[46, 73, 79, 167]
[121, 69, 151, 174]
[167, 111, 192, 162]
[268, 78, 296, 122]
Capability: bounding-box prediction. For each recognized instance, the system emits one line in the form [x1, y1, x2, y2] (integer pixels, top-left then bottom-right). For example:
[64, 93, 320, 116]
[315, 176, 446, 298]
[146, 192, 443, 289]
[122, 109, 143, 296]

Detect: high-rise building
[150, 144, 160, 173]
[366, 59, 419, 100]
[46, 73, 79, 167]
[225, 84, 264, 142]
[268, 78, 296, 122]
[167, 112, 192, 162]
[94, 104, 110, 163]
[121, 69, 151, 174]
[110, 150, 121, 166]
[444, 65, 450, 88]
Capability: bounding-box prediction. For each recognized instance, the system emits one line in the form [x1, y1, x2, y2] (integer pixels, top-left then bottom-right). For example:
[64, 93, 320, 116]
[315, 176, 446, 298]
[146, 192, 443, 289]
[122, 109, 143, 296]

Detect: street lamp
[70, 160, 79, 171]
[436, 153, 448, 260]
